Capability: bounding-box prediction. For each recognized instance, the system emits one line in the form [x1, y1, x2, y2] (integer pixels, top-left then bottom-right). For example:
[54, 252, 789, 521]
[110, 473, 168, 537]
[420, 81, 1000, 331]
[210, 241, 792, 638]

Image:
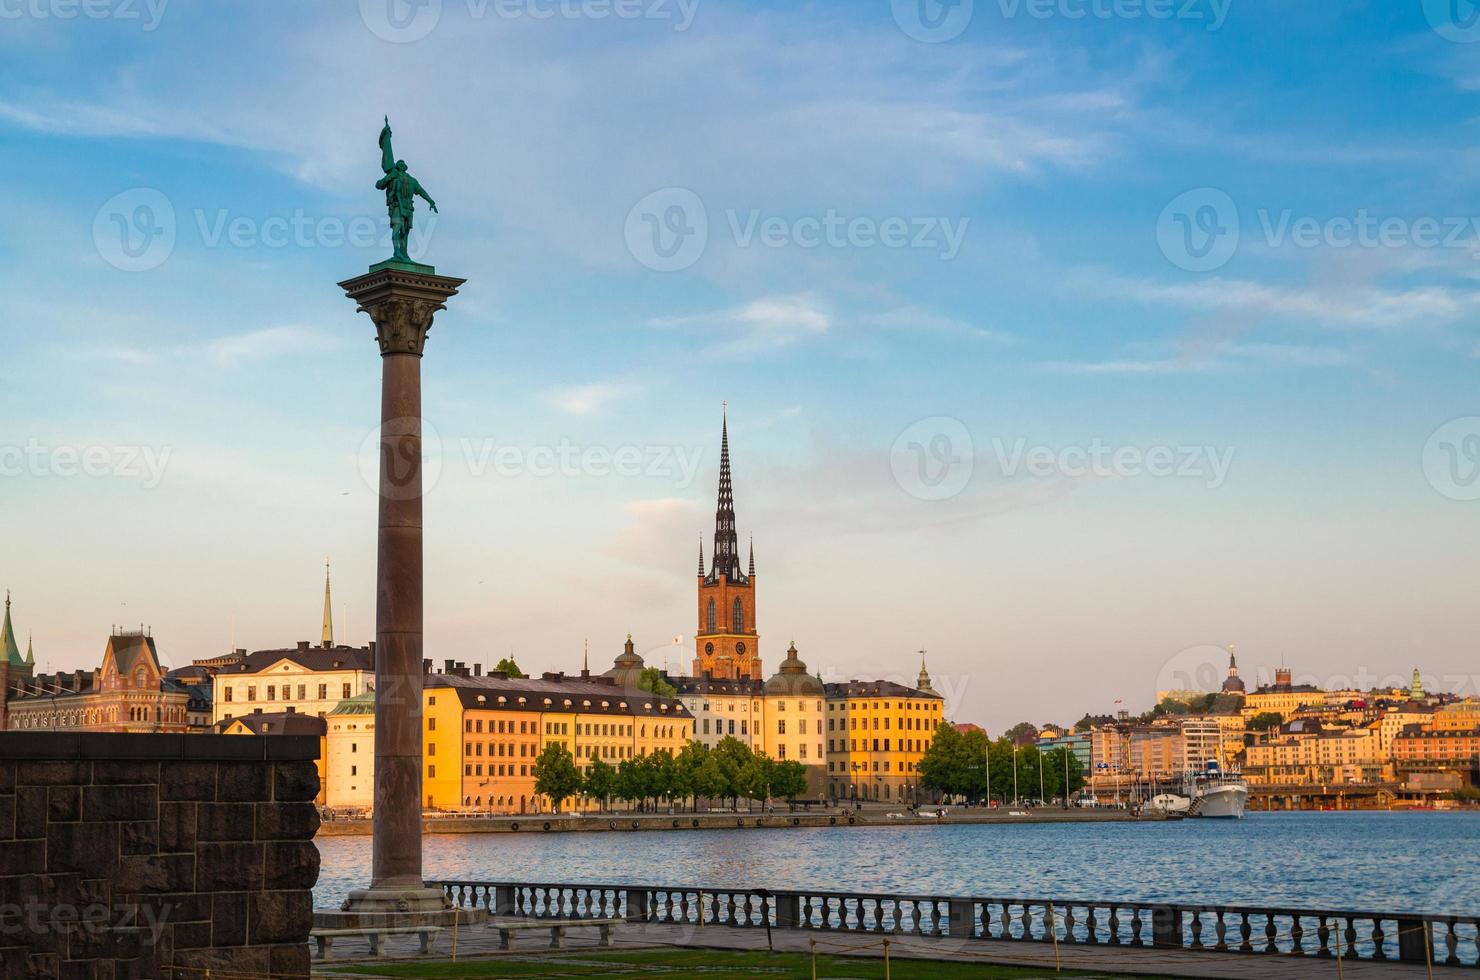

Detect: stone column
[337, 264, 464, 915]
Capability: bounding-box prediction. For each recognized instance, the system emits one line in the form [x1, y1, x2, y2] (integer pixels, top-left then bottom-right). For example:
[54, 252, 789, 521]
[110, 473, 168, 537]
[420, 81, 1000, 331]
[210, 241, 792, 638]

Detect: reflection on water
[314, 811, 1480, 914]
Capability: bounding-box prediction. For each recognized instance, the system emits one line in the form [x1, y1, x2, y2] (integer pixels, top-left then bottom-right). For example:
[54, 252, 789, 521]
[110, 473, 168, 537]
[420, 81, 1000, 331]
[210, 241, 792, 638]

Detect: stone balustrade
[432, 879, 1479, 968]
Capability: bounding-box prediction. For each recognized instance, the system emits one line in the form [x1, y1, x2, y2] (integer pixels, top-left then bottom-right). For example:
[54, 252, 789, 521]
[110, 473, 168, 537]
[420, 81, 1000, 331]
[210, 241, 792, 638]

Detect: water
[314, 812, 1480, 915]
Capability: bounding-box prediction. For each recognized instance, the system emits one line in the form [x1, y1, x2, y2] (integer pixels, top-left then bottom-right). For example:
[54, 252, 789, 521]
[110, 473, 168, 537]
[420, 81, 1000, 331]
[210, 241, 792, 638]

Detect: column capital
[340, 266, 466, 357]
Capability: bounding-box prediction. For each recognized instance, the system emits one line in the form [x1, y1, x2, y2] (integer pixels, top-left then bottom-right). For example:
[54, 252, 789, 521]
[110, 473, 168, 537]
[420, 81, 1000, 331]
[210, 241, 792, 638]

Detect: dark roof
[427, 674, 692, 718]
[670, 675, 763, 697]
[220, 711, 326, 736]
[825, 680, 942, 701]
[216, 645, 373, 676]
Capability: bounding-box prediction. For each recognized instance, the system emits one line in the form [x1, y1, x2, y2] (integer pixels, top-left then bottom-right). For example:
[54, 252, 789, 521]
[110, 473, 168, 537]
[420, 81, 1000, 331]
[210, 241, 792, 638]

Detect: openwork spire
[707, 404, 747, 584]
[697, 537, 705, 576]
[748, 537, 755, 577]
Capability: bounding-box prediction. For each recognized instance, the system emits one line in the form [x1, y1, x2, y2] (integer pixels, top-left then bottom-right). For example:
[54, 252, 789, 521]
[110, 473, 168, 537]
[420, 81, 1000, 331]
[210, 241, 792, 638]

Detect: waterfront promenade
[308, 914, 1448, 978]
[316, 805, 1147, 836]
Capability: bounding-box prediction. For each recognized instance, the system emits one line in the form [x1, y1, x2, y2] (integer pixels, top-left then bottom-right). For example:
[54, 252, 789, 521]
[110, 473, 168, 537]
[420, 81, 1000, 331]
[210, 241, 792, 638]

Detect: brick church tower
[694, 408, 761, 681]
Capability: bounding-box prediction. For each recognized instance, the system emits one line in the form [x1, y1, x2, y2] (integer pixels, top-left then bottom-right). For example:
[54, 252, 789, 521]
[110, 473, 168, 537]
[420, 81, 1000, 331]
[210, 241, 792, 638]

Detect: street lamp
[1012, 746, 1019, 806]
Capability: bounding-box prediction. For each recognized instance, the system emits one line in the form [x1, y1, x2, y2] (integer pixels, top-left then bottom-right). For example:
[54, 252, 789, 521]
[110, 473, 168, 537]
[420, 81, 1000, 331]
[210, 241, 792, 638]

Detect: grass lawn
[324, 947, 1178, 978]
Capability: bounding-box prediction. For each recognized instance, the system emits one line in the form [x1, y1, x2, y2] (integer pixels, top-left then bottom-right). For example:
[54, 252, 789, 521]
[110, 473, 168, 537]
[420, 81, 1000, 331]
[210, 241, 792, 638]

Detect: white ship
[1146, 762, 1248, 819]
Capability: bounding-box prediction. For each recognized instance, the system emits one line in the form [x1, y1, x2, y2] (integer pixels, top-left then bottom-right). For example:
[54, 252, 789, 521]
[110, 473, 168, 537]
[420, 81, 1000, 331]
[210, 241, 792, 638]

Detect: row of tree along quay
[533, 735, 811, 813]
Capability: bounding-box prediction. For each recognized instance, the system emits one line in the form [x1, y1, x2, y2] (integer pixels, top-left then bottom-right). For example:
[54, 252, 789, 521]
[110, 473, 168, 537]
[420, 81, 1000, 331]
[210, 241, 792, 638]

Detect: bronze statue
[377, 117, 438, 264]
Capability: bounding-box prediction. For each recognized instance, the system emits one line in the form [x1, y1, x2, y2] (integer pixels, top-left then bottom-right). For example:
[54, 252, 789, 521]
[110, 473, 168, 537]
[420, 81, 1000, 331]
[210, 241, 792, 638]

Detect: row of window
[465, 764, 531, 778]
[224, 682, 351, 703]
[827, 759, 921, 773]
[828, 716, 932, 732]
[464, 741, 537, 758]
[827, 738, 931, 754]
[829, 701, 938, 711]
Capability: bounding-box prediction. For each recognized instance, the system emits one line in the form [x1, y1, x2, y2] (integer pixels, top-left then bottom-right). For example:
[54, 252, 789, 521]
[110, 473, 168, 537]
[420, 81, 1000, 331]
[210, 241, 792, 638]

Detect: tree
[494, 657, 524, 679]
[533, 743, 581, 813]
[672, 741, 706, 810]
[583, 757, 618, 810]
[919, 723, 967, 798]
[738, 754, 776, 807]
[1247, 712, 1283, 732]
[650, 749, 678, 808]
[1151, 697, 1191, 717]
[617, 756, 656, 810]
[1040, 746, 1086, 802]
[712, 736, 753, 809]
[772, 760, 809, 801]
[1003, 722, 1038, 745]
[637, 667, 677, 697]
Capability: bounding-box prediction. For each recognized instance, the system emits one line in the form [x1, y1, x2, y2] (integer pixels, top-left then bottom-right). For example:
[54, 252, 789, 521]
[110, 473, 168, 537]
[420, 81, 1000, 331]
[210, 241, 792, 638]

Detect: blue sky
[3, 0, 1480, 729]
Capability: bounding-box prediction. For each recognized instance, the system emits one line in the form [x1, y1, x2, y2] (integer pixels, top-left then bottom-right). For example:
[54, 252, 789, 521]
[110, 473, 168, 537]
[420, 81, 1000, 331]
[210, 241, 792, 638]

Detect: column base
[315, 886, 481, 930]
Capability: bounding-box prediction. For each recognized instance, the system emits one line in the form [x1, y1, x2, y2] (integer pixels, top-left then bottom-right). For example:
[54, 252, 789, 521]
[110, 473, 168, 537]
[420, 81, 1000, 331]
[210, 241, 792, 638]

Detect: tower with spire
[1221, 645, 1246, 695]
[916, 650, 936, 694]
[0, 592, 35, 729]
[321, 558, 335, 649]
[693, 406, 762, 680]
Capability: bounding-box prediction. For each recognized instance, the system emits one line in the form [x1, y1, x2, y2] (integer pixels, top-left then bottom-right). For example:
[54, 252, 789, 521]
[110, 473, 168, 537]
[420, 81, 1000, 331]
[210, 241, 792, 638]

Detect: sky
[3, 0, 1480, 731]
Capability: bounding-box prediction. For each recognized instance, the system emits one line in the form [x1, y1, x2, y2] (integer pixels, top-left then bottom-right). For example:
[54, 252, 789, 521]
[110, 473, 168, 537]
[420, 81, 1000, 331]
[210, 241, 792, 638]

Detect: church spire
[917, 649, 936, 693]
[321, 558, 334, 648]
[697, 536, 705, 576]
[1, 592, 22, 668]
[25, 632, 34, 667]
[749, 537, 755, 577]
[708, 403, 745, 583]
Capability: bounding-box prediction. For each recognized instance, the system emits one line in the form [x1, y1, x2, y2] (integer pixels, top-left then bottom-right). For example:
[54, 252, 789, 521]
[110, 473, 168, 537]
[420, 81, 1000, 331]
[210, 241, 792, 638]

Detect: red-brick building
[693, 409, 762, 681]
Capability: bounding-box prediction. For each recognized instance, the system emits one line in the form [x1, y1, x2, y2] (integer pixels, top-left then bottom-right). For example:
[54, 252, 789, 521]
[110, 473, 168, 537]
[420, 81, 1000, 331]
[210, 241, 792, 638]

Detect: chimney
[253, 708, 262, 714]
[74, 670, 84, 693]
[444, 659, 455, 674]
[368, 641, 376, 657]
[473, 664, 482, 677]
[297, 641, 310, 652]
[287, 706, 296, 714]
[422, 659, 433, 675]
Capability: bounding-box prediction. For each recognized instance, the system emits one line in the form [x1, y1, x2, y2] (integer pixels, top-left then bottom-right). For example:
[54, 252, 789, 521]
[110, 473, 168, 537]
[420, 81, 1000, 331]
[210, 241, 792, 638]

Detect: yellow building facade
[421, 672, 693, 814]
[824, 673, 944, 804]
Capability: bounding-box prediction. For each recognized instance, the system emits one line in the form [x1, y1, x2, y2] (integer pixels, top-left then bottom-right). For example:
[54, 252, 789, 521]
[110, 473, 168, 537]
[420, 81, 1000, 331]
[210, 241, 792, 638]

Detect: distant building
[212, 642, 373, 724]
[1221, 646, 1246, 695]
[7, 626, 202, 733]
[824, 668, 944, 805]
[219, 709, 327, 804]
[692, 409, 762, 682]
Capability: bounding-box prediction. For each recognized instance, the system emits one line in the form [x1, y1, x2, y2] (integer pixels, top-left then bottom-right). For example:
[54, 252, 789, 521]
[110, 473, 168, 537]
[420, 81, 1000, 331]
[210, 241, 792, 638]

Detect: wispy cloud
[546, 383, 638, 416]
[78, 326, 346, 367]
[653, 295, 832, 357]
[1041, 341, 1354, 376]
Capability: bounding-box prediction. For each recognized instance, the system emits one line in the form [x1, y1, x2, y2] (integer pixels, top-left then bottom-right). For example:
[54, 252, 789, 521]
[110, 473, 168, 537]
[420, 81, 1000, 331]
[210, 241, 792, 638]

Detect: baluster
[1238, 913, 1253, 953]
[1130, 907, 1143, 947]
[1316, 917, 1331, 957]
[1108, 907, 1121, 946]
[1189, 910, 1203, 949]
[1213, 911, 1227, 951]
[1290, 915, 1304, 955]
[1442, 919, 1459, 966]
[1085, 906, 1098, 944]
[1063, 906, 1076, 944]
[979, 902, 991, 940]
[1343, 919, 1358, 960]
[1372, 918, 1387, 961]
[1022, 904, 1035, 942]
[1264, 914, 1278, 953]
